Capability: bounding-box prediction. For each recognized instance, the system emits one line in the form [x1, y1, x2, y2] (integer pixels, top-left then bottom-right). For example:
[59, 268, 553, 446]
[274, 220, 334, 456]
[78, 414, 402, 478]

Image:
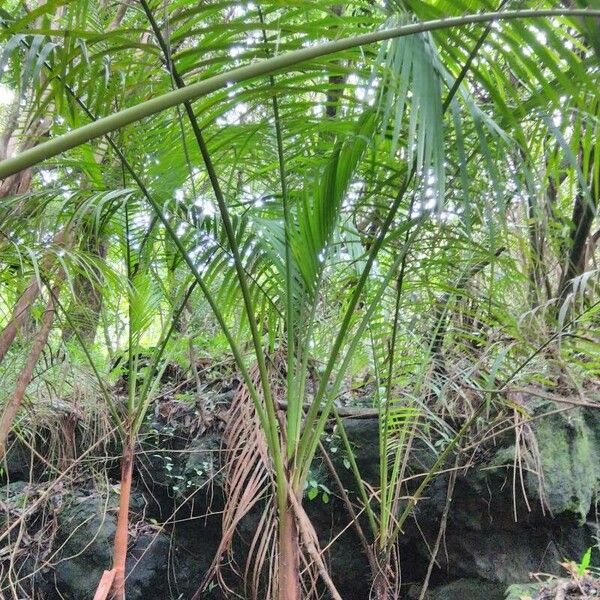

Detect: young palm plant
[95, 225, 197, 599]
[2, 3, 600, 600]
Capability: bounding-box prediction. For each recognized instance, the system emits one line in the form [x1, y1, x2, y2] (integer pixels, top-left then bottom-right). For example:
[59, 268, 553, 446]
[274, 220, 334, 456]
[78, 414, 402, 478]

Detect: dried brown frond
[200, 351, 340, 600]
[202, 363, 276, 599]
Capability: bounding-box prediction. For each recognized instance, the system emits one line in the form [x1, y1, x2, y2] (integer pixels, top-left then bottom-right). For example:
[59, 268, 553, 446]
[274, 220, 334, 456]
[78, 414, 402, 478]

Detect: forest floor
[529, 576, 600, 599]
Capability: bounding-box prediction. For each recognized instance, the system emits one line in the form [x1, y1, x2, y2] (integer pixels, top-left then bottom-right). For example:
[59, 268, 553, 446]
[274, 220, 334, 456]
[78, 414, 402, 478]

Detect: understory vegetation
[1, 1, 600, 599]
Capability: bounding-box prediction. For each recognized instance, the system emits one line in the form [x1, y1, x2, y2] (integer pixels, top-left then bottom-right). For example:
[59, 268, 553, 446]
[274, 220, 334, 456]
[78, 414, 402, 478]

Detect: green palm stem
[293, 171, 417, 485]
[2, 9, 600, 180]
[257, 6, 299, 459]
[379, 0, 509, 555]
[295, 217, 424, 488]
[293, 267, 326, 471]
[332, 406, 379, 537]
[124, 204, 138, 417]
[378, 193, 416, 544]
[137, 0, 288, 520]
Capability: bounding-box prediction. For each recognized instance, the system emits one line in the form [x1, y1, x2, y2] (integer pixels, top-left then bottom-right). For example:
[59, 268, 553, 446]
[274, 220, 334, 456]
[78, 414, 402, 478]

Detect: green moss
[504, 582, 541, 599]
[529, 408, 600, 522]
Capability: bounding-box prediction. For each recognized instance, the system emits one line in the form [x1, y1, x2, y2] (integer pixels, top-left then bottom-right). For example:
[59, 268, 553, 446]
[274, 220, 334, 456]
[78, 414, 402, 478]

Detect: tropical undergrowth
[1, 0, 600, 599]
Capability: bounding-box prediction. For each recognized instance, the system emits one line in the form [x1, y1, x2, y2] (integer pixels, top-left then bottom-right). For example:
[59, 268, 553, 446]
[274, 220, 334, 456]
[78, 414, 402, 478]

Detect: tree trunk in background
[108, 0, 133, 30]
[527, 192, 550, 307]
[0, 278, 45, 365]
[0, 115, 51, 199]
[0, 230, 68, 366]
[558, 150, 599, 301]
[0, 284, 59, 460]
[0, 9, 63, 347]
[558, 191, 596, 299]
[0, 53, 53, 201]
[0, 101, 20, 162]
[62, 238, 107, 346]
[325, 5, 345, 119]
[279, 504, 300, 600]
[110, 440, 134, 600]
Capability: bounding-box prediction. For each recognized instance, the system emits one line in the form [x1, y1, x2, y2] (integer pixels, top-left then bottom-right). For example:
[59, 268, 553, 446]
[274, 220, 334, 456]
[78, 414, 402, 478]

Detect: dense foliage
[1, 1, 600, 599]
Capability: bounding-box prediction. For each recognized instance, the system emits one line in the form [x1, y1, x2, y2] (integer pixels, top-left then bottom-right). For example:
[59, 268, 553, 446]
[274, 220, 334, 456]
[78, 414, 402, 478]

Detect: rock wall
[1, 395, 599, 599]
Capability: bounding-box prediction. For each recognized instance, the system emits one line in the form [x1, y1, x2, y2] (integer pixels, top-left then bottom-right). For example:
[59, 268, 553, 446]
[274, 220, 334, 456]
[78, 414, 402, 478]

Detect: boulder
[405, 402, 600, 587]
[3, 394, 600, 599]
[527, 405, 600, 521]
[51, 489, 215, 600]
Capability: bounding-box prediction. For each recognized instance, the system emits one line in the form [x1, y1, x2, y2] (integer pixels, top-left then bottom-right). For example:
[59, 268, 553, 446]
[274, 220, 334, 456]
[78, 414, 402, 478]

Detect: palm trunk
[110, 439, 134, 600]
[557, 148, 598, 302]
[373, 565, 394, 600]
[279, 502, 300, 600]
[558, 192, 597, 301]
[373, 573, 390, 600]
[372, 549, 393, 600]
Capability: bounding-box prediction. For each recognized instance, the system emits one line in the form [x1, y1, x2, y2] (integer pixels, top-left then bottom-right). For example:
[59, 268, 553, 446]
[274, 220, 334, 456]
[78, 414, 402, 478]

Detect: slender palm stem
[258, 7, 298, 459]
[294, 172, 417, 482]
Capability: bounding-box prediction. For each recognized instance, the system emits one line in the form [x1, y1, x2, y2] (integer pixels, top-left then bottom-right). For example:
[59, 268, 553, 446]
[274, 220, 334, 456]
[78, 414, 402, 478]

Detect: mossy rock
[527, 406, 600, 521]
[504, 582, 541, 599]
[53, 490, 174, 600]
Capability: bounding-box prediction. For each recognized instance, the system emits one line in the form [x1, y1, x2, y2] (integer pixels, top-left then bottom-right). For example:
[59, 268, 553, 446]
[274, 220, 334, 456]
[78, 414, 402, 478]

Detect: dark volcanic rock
[424, 578, 506, 600]
[51, 490, 218, 600]
[3, 396, 599, 599]
[409, 404, 600, 587]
